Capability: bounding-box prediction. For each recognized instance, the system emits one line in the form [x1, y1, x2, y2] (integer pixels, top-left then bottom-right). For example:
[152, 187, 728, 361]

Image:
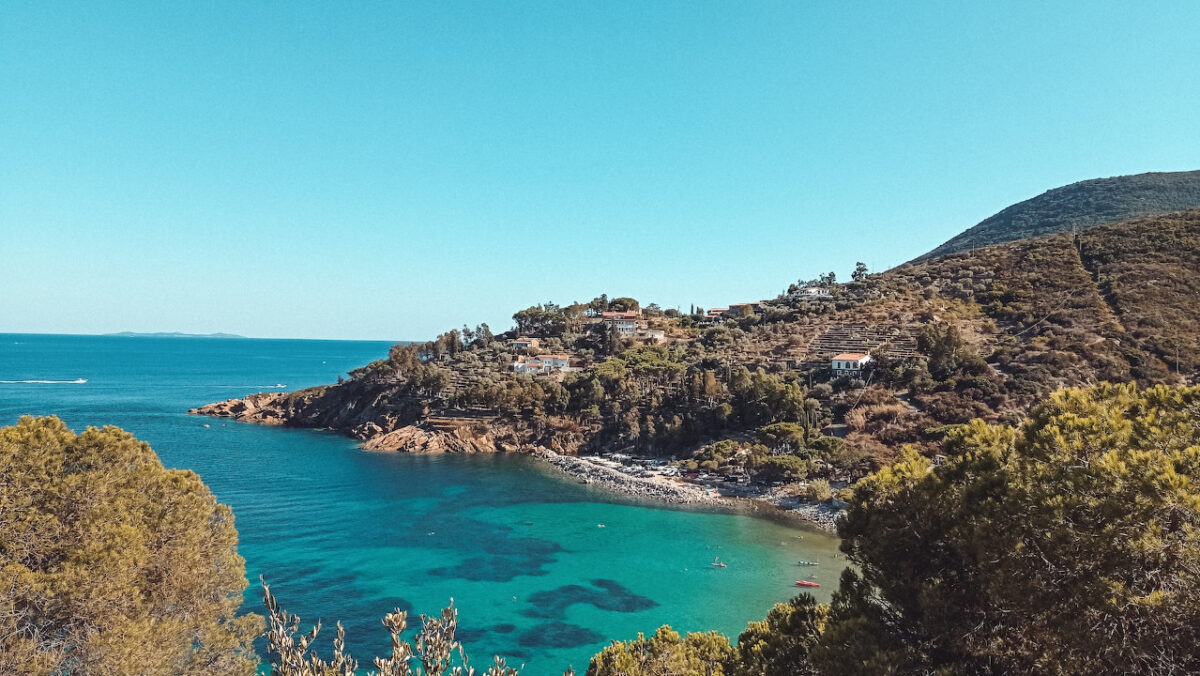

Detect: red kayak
[795, 580, 820, 588]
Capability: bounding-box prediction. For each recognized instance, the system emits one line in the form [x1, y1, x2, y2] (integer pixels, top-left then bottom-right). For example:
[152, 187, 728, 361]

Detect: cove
[0, 334, 842, 674]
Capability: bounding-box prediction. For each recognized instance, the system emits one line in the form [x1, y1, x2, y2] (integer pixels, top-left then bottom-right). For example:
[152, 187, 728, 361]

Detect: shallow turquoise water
[0, 334, 841, 674]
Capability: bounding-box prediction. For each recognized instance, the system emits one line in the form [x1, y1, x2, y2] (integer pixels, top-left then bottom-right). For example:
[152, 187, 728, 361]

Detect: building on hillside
[727, 301, 768, 316]
[600, 311, 641, 336]
[831, 352, 872, 377]
[510, 337, 540, 351]
[513, 353, 577, 375]
[791, 286, 832, 299]
[706, 307, 729, 319]
[636, 328, 666, 343]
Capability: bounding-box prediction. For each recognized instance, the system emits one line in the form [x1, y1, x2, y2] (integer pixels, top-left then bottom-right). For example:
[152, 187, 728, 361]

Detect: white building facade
[831, 352, 872, 376]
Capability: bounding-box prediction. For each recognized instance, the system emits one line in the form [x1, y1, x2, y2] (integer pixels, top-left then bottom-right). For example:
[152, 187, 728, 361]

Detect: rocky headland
[189, 388, 841, 532]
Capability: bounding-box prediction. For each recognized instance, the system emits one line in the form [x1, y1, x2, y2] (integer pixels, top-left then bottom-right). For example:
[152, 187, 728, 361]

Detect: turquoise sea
[0, 334, 842, 674]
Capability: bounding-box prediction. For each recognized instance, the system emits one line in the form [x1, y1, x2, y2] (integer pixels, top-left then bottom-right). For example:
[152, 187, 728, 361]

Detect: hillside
[192, 210, 1200, 494]
[915, 170, 1200, 261]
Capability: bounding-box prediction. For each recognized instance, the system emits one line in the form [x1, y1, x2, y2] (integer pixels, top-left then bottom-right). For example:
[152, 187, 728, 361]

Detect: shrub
[801, 479, 833, 503]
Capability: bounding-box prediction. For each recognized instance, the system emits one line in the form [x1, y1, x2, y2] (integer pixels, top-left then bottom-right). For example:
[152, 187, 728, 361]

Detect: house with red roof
[831, 352, 872, 377]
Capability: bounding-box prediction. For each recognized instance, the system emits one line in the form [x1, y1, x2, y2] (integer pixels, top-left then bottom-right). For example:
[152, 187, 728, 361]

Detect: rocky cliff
[189, 382, 589, 455]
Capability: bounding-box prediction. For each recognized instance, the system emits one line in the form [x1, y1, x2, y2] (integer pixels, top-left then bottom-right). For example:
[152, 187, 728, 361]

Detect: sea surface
[0, 333, 842, 674]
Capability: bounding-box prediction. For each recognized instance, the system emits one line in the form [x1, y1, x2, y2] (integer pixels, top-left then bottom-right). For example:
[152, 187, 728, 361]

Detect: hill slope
[193, 210, 1200, 490]
[915, 170, 1200, 261]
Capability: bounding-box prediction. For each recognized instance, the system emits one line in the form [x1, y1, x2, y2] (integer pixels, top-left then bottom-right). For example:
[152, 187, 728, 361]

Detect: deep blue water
[0, 333, 841, 674]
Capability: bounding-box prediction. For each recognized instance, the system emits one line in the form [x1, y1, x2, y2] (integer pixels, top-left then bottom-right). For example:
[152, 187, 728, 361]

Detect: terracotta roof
[832, 353, 869, 361]
[538, 354, 572, 360]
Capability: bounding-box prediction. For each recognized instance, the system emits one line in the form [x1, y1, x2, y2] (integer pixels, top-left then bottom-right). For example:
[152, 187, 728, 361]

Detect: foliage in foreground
[261, 580, 548, 676]
[0, 416, 260, 675]
[584, 626, 733, 676]
[586, 383, 1200, 675]
[819, 382, 1200, 674]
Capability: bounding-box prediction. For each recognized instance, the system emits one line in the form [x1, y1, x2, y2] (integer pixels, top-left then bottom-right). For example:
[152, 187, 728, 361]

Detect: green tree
[586, 626, 732, 676]
[701, 326, 734, 350]
[916, 322, 986, 380]
[729, 595, 826, 676]
[850, 262, 869, 282]
[755, 456, 810, 482]
[609, 297, 641, 313]
[0, 416, 260, 675]
[817, 383, 1200, 674]
[757, 422, 806, 451]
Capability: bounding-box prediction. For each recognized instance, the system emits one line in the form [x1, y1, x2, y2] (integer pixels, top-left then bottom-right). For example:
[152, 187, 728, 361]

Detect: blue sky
[3, 2, 1198, 341]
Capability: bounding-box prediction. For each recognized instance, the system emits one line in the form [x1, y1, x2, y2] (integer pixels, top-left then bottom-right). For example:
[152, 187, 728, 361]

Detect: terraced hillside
[916, 170, 1200, 261]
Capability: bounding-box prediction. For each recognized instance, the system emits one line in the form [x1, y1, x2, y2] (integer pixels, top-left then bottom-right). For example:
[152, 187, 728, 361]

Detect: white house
[513, 354, 576, 375]
[600, 311, 640, 335]
[636, 328, 666, 343]
[792, 286, 832, 299]
[537, 354, 572, 369]
[831, 352, 871, 376]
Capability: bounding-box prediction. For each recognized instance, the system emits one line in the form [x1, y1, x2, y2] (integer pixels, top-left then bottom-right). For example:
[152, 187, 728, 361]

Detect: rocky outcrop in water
[188, 383, 584, 455]
[360, 424, 502, 453]
[190, 381, 426, 432]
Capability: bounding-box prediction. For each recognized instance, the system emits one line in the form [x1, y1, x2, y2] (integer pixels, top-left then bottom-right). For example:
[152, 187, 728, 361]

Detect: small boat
[711, 557, 727, 568]
[795, 580, 820, 588]
[797, 561, 819, 566]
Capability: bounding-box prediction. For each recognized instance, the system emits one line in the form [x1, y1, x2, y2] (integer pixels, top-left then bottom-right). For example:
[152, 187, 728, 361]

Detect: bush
[756, 455, 810, 482]
[800, 479, 833, 503]
[587, 626, 731, 676]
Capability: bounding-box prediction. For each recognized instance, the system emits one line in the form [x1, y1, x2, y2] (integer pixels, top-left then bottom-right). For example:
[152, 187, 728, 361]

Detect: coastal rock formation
[189, 382, 428, 436]
[189, 393, 292, 425]
[360, 424, 503, 453]
[189, 385, 583, 455]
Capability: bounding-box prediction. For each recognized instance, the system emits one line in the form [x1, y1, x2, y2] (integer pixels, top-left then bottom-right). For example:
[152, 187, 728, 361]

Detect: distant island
[106, 331, 246, 339]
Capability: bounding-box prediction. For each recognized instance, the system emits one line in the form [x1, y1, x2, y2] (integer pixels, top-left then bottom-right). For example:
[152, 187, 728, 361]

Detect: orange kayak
[795, 580, 820, 588]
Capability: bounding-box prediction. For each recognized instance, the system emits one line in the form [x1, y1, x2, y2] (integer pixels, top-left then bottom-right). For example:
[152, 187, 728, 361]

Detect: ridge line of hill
[190, 209, 1200, 524]
[913, 170, 1200, 262]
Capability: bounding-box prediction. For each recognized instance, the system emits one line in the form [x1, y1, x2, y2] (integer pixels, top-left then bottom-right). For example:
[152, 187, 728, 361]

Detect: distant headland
[105, 331, 246, 339]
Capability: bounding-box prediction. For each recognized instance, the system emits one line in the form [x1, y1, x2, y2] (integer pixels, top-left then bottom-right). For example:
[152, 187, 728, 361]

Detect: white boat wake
[0, 378, 88, 384]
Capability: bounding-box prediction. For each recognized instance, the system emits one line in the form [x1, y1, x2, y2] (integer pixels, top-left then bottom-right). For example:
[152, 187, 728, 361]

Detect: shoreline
[531, 449, 842, 533]
[190, 396, 842, 533]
